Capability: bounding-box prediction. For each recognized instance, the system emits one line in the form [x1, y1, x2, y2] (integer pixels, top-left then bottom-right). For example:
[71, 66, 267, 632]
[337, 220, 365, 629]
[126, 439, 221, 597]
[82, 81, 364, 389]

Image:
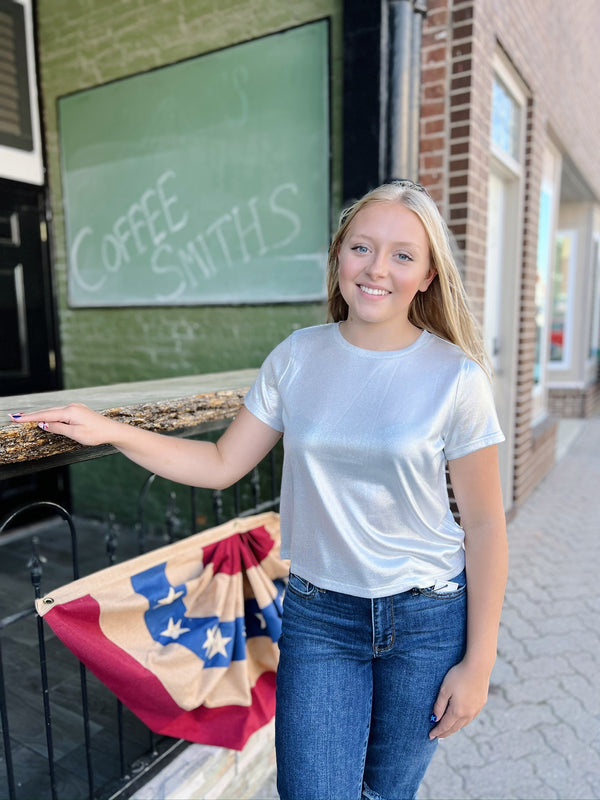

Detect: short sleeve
[444, 359, 505, 460]
[243, 336, 293, 433]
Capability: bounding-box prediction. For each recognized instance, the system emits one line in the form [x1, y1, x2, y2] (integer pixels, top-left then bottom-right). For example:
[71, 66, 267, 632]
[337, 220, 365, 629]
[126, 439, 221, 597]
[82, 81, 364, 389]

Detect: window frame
[0, 0, 33, 151]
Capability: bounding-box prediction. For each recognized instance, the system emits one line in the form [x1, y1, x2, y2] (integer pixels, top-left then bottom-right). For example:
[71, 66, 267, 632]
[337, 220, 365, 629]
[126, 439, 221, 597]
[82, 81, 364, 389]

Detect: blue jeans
[275, 570, 467, 800]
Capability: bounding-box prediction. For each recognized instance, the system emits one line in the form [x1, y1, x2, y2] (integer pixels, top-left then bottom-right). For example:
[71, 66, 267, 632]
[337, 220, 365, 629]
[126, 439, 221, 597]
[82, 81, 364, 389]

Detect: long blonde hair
[326, 181, 492, 378]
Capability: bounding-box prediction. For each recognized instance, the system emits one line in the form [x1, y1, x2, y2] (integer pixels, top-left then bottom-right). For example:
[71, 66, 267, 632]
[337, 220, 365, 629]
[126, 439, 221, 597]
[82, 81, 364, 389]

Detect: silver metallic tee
[244, 323, 504, 599]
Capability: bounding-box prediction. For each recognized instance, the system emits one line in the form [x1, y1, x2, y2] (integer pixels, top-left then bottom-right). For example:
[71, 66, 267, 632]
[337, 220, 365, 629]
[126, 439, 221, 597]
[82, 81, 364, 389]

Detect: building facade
[418, 0, 600, 508]
[2, 0, 599, 518]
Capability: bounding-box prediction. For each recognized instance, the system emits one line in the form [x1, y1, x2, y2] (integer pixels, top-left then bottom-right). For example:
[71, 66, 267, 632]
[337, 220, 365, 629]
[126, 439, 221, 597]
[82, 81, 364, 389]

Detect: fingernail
[429, 714, 438, 723]
[38, 422, 49, 431]
[9, 413, 22, 419]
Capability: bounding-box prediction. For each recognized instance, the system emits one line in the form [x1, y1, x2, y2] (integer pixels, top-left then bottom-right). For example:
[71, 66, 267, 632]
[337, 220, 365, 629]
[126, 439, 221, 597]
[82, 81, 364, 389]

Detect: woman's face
[337, 201, 436, 335]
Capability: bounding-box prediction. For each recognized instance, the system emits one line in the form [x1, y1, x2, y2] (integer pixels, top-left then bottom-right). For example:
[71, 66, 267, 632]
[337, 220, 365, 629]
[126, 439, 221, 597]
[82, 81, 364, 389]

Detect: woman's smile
[358, 283, 392, 297]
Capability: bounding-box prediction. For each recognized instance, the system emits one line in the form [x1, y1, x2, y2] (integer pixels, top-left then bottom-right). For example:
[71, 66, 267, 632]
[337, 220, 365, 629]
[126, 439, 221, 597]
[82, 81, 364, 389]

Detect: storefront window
[550, 231, 576, 365]
[491, 77, 521, 162]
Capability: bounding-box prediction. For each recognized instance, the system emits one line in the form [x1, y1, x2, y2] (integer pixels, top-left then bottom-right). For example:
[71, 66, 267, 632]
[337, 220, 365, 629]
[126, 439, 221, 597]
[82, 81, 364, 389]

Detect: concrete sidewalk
[419, 414, 600, 800]
[253, 414, 600, 800]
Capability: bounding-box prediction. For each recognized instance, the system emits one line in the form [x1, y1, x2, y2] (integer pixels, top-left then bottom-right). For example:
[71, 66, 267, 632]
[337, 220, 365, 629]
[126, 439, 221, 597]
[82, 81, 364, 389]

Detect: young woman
[11, 180, 508, 800]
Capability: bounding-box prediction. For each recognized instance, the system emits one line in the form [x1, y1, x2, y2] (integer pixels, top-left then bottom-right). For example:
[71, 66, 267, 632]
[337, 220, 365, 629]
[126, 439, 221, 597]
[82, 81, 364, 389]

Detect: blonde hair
[326, 181, 492, 378]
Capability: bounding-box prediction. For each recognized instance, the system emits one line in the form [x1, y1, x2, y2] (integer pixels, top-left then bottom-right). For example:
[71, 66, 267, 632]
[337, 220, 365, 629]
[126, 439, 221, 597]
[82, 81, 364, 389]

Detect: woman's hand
[429, 658, 490, 740]
[9, 403, 119, 447]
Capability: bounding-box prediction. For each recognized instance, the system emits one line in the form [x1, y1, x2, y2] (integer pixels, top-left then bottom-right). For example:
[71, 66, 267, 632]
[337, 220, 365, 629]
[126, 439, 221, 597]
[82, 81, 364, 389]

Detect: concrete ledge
[0, 370, 257, 477]
[130, 720, 276, 800]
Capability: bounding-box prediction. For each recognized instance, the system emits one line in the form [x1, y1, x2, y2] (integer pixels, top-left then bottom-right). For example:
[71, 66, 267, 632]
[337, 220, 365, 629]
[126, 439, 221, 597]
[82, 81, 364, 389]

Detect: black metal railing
[0, 440, 281, 800]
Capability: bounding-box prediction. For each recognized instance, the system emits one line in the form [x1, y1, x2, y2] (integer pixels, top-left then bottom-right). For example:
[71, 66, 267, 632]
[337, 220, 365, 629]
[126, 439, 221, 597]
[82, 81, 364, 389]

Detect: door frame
[0, 177, 62, 396]
[485, 54, 528, 510]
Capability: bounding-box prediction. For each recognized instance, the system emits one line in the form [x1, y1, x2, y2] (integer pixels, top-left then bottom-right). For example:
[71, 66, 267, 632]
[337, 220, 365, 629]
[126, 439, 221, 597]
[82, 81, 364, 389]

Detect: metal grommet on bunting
[42, 597, 55, 605]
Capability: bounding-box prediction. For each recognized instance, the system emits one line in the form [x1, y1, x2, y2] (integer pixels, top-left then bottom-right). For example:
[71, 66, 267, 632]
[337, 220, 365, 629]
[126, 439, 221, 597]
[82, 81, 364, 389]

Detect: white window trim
[0, 0, 44, 185]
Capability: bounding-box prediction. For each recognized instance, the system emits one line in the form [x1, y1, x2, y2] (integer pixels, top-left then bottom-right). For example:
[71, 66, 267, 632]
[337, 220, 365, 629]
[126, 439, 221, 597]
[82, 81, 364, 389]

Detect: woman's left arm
[429, 444, 508, 740]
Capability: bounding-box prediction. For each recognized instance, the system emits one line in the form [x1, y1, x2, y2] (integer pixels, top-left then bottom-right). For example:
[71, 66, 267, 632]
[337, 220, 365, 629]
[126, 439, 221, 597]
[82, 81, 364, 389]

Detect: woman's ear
[419, 267, 438, 293]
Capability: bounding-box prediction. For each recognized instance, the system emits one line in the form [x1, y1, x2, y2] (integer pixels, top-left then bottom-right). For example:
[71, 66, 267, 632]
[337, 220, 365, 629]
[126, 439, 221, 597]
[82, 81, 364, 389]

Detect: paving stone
[496, 627, 532, 663]
[533, 613, 587, 635]
[431, 735, 488, 770]
[502, 677, 564, 706]
[539, 720, 594, 756]
[528, 753, 598, 799]
[520, 630, 595, 658]
[459, 758, 553, 799]
[478, 726, 549, 763]
[490, 653, 520, 686]
[498, 605, 540, 638]
[418, 756, 467, 800]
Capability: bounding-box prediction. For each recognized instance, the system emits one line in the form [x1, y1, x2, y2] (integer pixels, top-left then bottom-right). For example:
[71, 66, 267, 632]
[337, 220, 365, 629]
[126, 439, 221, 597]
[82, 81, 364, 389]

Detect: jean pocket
[287, 572, 321, 599]
[415, 570, 467, 600]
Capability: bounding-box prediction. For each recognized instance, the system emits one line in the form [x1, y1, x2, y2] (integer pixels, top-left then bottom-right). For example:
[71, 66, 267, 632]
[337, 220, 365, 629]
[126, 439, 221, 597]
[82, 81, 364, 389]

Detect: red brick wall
[549, 385, 600, 418]
[419, 0, 600, 508]
[419, 0, 450, 211]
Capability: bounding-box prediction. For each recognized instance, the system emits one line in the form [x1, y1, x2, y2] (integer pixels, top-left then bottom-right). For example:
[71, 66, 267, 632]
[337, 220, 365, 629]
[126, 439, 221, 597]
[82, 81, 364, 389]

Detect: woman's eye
[351, 245, 369, 254]
[395, 252, 413, 262]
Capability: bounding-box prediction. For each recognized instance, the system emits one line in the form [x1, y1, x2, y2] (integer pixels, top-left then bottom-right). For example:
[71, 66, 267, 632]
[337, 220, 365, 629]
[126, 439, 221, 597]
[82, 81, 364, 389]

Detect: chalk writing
[70, 173, 303, 300]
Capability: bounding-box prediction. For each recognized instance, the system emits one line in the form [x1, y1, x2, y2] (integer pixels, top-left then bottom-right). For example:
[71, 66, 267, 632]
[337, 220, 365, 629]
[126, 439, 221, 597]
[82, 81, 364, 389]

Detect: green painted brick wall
[37, 0, 343, 389]
[36, 0, 343, 523]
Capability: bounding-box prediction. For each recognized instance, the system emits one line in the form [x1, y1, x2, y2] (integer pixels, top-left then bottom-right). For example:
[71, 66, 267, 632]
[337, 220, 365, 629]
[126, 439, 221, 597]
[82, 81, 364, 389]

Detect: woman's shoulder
[287, 322, 333, 341]
[281, 322, 335, 351]
[422, 332, 488, 380]
[264, 323, 333, 367]
[422, 330, 468, 363]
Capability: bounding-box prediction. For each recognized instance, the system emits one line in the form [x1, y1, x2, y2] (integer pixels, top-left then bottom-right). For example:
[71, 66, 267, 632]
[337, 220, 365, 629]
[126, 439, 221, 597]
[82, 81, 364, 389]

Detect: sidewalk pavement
[418, 414, 600, 800]
[254, 413, 600, 800]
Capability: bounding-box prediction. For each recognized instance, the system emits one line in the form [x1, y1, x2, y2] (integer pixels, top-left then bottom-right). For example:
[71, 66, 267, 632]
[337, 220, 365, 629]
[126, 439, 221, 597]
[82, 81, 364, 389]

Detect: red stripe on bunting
[43, 594, 276, 750]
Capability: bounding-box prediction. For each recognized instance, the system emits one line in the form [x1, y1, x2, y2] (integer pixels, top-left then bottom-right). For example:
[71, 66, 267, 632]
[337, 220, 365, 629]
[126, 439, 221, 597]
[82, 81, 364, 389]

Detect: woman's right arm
[10, 404, 282, 491]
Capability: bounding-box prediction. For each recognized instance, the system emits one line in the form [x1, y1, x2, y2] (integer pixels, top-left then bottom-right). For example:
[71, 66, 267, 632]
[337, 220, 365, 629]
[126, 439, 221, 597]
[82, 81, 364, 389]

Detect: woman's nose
[365, 252, 387, 278]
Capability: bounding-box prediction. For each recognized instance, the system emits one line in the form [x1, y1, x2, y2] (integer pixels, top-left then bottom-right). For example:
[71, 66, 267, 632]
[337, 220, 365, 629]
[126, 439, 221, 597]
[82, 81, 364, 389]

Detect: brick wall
[419, 0, 450, 211]
[548, 384, 600, 418]
[420, 0, 600, 508]
[37, 0, 343, 389]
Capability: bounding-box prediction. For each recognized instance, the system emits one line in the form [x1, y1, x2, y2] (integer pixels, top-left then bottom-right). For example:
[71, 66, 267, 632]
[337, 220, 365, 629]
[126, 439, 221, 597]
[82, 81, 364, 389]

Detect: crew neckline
[333, 322, 430, 357]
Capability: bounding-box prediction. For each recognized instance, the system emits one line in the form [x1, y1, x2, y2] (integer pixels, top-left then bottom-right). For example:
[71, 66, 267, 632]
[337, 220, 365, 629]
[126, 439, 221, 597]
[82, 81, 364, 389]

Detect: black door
[0, 179, 69, 526]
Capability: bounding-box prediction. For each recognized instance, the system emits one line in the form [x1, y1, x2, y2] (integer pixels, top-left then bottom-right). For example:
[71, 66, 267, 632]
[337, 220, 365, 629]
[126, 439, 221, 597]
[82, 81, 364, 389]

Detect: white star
[160, 617, 191, 640]
[154, 587, 185, 607]
[202, 624, 232, 660]
[254, 611, 267, 630]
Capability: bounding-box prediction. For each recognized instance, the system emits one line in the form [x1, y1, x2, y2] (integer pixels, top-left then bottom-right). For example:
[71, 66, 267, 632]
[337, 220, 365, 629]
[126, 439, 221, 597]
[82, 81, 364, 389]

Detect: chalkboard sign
[59, 21, 330, 307]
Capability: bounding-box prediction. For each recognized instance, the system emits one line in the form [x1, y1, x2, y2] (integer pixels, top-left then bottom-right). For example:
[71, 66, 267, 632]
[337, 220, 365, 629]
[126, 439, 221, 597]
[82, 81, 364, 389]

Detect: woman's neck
[338, 318, 423, 351]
